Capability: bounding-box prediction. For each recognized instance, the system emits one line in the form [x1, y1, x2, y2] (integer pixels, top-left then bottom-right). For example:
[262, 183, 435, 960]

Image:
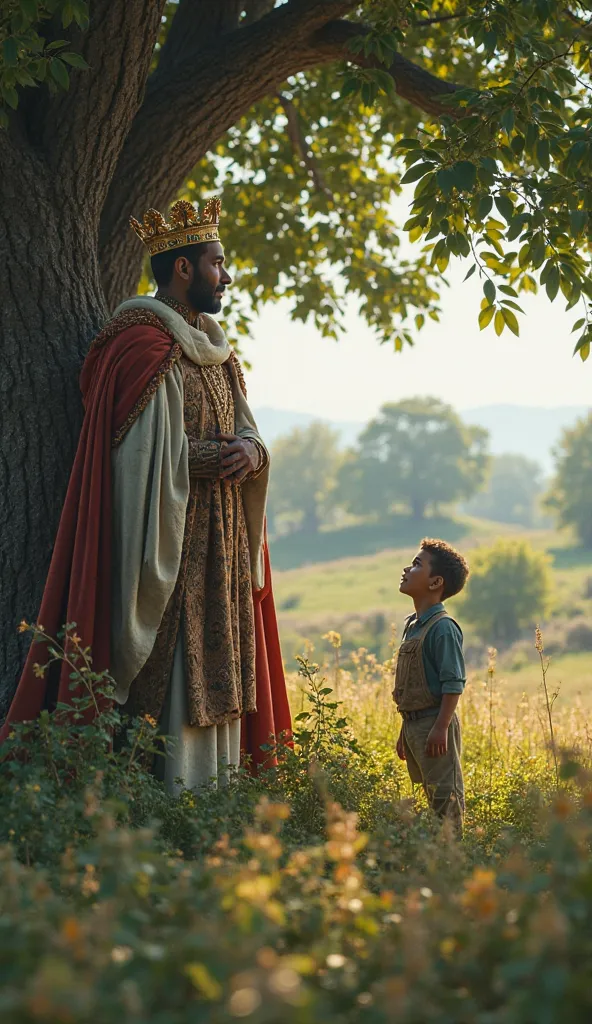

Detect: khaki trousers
[402, 713, 465, 834]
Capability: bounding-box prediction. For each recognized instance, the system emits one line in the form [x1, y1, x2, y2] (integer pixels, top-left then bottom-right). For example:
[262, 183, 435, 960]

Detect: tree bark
[0, 137, 106, 713]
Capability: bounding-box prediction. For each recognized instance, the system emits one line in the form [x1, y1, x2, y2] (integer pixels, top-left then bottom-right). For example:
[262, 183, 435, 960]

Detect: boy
[393, 538, 469, 834]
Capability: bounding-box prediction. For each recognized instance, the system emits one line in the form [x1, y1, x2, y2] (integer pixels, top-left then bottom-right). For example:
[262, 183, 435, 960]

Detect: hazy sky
[240, 257, 591, 421]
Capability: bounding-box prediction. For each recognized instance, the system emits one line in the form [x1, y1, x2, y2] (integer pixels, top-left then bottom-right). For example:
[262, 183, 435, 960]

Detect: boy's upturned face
[399, 549, 443, 599]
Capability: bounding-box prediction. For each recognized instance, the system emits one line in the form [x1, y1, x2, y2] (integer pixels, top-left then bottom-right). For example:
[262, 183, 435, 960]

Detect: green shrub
[459, 539, 553, 647]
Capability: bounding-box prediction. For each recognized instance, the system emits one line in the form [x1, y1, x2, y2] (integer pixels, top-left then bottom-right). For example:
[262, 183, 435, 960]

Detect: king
[2, 197, 292, 789]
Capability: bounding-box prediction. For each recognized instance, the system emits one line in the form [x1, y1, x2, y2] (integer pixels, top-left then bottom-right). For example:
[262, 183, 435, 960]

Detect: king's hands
[217, 433, 259, 482]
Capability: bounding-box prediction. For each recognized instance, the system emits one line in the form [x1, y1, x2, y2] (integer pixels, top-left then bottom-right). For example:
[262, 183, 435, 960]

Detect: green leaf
[500, 107, 515, 134]
[45, 40, 69, 52]
[3, 38, 18, 68]
[495, 194, 514, 223]
[60, 52, 89, 70]
[400, 162, 436, 184]
[536, 137, 550, 170]
[494, 309, 505, 336]
[501, 307, 519, 336]
[452, 160, 477, 191]
[545, 264, 560, 301]
[477, 195, 493, 220]
[464, 264, 476, 282]
[571, 318, 586, 333]
[478, 305, 495, 330]
[569, 210, 587, 238]
[483, 279, 496, 305]
[436, 167, 455, 196]
[50, 58, 69, 90]
[501, 299, 525, 314]
[2, 85, 18, 110]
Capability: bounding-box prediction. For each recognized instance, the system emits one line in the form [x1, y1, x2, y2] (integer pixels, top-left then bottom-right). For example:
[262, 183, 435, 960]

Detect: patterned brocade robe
[106, 297, 271, 791]
[125, 351, 259, 728]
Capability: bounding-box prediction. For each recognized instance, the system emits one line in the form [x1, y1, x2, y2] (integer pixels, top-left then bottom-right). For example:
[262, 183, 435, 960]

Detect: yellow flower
[535, 625, 544, 653]
[143, 714, 158, 728]
[461, 868, 498, 919]
[61, 917, 83, 944]
[33, 663, 47, 678]
[17, 620, 29, 633]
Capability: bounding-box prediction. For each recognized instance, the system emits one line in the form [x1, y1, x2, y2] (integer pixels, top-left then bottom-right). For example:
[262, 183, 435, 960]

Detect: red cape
[1, 320, 292, 767]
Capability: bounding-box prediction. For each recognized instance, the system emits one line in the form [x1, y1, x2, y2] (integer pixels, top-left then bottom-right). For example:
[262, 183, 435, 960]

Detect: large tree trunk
[0, 146, 105, 712]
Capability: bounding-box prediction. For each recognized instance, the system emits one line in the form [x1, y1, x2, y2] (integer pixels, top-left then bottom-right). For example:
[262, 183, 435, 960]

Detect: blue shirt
[403, 603, 466, 699]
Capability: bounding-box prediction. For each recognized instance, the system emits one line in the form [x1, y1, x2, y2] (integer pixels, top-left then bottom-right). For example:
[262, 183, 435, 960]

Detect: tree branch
[313, 19, 461, 117]
[278, 93, 334, 199]
[99, 0, 464, 304]
[99, 0, 357, 302]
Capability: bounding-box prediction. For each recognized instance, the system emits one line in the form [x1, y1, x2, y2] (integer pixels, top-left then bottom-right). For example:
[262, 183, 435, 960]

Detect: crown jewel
[130, 197, 221, 256]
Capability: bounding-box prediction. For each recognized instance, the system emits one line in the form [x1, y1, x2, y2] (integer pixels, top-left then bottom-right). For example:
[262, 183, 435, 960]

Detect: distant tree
[337, 397, 488, 521]
[267, 423, 342, 534]
[460, 540, 552, 648]
[546, 413, 592, 548]
[466, 453, 544, 527]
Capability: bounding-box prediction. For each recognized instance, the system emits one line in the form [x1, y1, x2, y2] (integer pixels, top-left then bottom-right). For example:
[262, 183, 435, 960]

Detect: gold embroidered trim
[89, 308, 176, 352]
[229, 352, 248, 398]
[200, 364, 235, 433]
[112, 343, 183, 448]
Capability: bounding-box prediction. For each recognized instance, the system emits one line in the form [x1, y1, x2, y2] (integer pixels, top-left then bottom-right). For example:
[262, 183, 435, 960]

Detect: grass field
[271, 513, 592, 709]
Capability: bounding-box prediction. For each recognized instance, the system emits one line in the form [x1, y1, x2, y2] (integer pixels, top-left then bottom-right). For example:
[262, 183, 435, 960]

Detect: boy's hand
[425, 723, 448, 757]
[396, 730, 406, 761]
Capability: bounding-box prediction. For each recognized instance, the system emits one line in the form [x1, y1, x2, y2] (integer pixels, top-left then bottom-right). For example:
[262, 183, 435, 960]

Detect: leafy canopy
[546, 411, 592, 546]
[5, 1, 592, 353]
[460, 538, 553, 646]
[336, 396, 489, 520]
[0, 0, 88, 127]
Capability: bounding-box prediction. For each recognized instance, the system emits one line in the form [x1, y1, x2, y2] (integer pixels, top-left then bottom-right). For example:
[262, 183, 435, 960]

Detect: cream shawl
[109, 297, 269, 703]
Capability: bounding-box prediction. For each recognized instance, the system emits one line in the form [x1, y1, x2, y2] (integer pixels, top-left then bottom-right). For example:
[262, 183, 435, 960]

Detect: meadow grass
[1, 625, 592, 1020]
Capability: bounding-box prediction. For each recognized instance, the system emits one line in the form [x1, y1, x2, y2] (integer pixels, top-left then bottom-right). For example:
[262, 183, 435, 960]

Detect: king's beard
[187, 278, 223, 315]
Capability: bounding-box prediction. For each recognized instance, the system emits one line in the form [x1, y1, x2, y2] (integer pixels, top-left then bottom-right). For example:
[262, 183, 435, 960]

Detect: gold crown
[130, 197, 221, 257]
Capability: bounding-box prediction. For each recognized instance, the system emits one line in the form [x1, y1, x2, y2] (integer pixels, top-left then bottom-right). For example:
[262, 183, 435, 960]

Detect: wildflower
[267, 967, 300, 997]
[552, 793, 572, 820]
[70, 633, 82, 646]
[112, 946, 134, 964]
[33, 663, 47, 678]
[17, 620, 29, 633]
[61, 917, 82, 944]
[184, 963, 222, 1000]
[535, 626, 544, 653]
[461, 868, 498, 919]
[440, 937, 457, 959]
[323, 630, 342, 649]
[229, 988, 261, 1017]
[143, 714, 158, 728]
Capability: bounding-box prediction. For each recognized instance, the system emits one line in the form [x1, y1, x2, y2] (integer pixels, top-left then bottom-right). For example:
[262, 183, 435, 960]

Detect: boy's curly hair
[421, 538, 469, 601]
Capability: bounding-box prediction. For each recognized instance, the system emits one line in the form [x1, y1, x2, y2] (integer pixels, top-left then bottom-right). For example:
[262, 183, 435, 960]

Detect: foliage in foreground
[1, 627, 592, 1021]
